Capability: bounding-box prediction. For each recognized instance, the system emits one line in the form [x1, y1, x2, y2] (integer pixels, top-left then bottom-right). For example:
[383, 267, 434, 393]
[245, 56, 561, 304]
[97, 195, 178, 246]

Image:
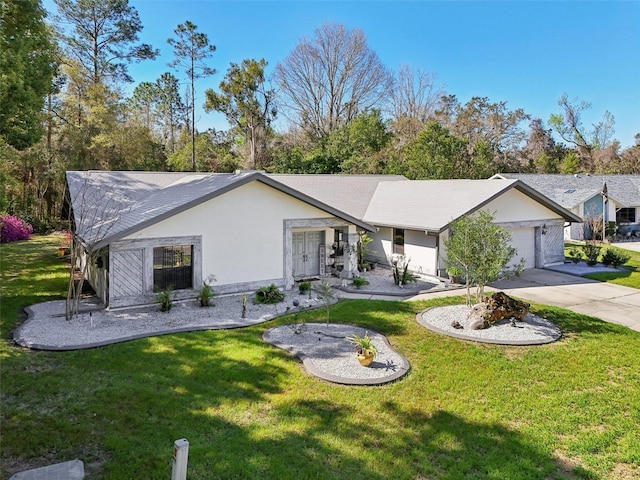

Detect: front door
[292, 231, 324, 279]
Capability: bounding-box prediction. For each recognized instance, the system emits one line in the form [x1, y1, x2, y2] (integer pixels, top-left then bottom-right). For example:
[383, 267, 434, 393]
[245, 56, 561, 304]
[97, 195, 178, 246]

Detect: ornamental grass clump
[352, 276, 369, 289]
[0, 214, 33, 243]
[254, 284, 285, 304]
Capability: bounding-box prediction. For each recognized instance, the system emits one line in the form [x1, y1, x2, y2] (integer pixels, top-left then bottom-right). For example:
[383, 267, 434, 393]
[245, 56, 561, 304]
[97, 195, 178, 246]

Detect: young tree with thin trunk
[168, 21, 216, 171]
[444, 210, 524, 306]
[64, 172, 129, 320]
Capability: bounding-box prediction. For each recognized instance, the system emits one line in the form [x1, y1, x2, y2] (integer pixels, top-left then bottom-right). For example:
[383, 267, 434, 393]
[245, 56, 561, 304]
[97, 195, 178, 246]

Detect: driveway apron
[490, 269, 640, 332]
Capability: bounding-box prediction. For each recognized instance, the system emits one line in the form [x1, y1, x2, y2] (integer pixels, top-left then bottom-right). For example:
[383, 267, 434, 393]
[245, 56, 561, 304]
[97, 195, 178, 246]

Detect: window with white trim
[616, 208, 636, 224]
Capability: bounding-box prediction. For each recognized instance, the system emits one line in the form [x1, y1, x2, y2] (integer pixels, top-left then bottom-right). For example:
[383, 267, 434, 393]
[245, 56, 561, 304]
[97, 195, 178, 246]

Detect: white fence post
[171, 438, 189, 480]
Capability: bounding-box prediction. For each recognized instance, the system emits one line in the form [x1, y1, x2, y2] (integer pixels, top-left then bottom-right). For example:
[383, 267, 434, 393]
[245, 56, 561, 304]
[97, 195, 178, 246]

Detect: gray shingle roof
[67, 171, 581, 248]
[267, 174, 408, 219]
[496, 174, 640, 209]
[66, 171, 375, 248]
[363, 179, 519, 231]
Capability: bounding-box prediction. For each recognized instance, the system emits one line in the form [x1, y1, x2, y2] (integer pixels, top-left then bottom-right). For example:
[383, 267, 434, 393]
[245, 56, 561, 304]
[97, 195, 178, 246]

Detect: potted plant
[347, 331, 377, 367]
[446, 266, 463, 284]
[58, 231, 72, 257]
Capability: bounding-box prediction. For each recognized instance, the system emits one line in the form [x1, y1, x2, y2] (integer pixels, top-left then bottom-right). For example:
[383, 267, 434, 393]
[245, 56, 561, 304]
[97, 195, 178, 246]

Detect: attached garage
[506, 227, 536, 269]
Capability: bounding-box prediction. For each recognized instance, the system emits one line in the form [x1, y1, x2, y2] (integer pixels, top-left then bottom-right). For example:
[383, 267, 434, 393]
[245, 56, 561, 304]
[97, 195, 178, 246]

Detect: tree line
[1, 0, 639, 232]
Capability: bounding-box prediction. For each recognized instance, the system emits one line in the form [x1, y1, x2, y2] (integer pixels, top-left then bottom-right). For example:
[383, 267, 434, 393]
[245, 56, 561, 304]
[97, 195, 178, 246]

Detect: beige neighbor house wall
[110, 181, 349, 307]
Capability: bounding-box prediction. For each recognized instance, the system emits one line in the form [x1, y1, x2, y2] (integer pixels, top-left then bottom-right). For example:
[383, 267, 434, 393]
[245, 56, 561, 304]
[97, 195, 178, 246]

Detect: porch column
[283, 225, 294, 290]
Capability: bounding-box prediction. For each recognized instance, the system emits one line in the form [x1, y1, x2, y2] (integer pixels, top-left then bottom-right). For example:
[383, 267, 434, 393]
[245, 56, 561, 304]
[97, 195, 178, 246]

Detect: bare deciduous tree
[274, 23, 393, 141]
[64, 172, 129, 320]
[388, 65, 444, 146]
[548, 93, 616, 170]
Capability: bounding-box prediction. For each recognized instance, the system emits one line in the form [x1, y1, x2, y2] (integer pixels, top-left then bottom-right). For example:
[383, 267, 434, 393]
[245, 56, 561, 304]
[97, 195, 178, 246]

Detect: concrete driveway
[490, 269, 640, 332]
[613, 241, 640, 253]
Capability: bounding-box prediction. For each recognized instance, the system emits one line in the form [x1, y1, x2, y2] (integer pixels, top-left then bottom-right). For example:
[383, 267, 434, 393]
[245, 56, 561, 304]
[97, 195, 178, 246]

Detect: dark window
[617, 208, 636, 224]
[393, 228, 405, 255]
[153, 245, 193, 290]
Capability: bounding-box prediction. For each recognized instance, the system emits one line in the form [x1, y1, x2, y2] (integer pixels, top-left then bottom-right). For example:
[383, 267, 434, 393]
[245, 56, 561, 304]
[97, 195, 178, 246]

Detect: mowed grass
[565, 242, 640, 289]
[1, 236, 640, 479]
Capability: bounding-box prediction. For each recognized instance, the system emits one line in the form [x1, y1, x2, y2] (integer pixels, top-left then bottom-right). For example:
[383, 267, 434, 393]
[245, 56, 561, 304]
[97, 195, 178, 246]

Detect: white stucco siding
[484, 189, 563, 223]
[404, 230, 438, 276]
[124, 181, 337, 286]
[367, 227, 438, 275]
[367, 227, 393, 266]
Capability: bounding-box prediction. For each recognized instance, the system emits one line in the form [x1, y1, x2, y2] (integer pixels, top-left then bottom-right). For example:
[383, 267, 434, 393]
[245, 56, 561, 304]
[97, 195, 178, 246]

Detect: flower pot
[356, 349, 375, 367]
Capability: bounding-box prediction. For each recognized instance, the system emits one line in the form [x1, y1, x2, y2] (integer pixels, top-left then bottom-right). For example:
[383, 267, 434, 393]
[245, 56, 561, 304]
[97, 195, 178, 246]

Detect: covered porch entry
[292, 230, 325, 279]
[284, 219, 362, 290]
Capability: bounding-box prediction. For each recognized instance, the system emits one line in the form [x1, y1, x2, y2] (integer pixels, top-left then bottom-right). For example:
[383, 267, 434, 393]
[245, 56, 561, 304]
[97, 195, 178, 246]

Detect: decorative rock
[467, 291, 530, 329]
[484, 291, 530, 323]
[467, 303, 491, 330]
[451, 320, 464, 329]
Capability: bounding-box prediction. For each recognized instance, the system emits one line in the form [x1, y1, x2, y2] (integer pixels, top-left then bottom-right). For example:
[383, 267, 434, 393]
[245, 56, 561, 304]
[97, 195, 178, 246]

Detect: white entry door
[292, 231, 323, 278]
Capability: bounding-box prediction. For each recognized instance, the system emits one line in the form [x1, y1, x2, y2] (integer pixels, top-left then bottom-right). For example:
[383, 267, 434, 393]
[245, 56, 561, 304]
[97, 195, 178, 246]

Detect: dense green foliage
[0, 0, 57, 150]
[1, 236, 640, 479]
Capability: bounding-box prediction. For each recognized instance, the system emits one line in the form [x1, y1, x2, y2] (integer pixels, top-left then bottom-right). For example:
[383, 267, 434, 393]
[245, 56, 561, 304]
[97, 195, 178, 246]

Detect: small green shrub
[391, 256, 417, 286]
[601, 248, 630, 268]
[199, 281, 215, 307]
[254, 284, 285, 304]
[298, 281, 311, 294]
[581, 242, 601, 266]
[567, 247, 583, 263]
[155, 286, 174, 312]
[351, 276, 369, 289]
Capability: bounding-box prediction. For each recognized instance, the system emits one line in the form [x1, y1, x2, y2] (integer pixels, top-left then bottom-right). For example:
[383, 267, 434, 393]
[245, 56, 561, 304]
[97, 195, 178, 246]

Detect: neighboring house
[492, 174, 640, 241]
[66, 170, 580, 309]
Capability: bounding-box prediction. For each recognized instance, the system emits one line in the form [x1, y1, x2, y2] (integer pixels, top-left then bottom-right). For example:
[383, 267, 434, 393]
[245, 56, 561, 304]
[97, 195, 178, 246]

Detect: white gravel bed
[339, 266, 443, 295]
[417, 305, 562, 345]
[263, 323, 410, 385]
[15, 292, 333, 350]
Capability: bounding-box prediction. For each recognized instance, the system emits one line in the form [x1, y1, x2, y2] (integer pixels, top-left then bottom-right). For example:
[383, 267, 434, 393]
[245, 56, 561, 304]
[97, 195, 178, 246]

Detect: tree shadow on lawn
[173, 398, 595, 480]
[378, 401, 594, 480]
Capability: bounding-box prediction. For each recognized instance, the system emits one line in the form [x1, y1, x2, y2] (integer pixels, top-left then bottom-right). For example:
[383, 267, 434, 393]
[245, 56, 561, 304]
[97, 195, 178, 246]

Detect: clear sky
[44, 0, 640, 148]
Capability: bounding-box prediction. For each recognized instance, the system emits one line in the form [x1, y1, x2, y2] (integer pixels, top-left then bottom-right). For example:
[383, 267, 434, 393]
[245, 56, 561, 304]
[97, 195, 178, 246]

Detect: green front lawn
[565, 242, 640, 289]
[2, 236, 640, 479]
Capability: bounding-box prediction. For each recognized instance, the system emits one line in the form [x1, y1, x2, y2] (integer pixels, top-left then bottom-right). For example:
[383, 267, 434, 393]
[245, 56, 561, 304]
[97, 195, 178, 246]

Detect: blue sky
[45, 1, 640, 148]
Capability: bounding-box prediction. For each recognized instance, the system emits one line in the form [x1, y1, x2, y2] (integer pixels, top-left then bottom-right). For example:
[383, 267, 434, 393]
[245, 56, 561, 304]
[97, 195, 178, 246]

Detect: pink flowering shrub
[0, 214, 34, 243]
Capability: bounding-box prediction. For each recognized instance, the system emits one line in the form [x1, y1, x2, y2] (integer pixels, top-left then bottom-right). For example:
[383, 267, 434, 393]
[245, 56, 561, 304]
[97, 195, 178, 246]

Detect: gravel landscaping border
[263, 323, 410, 385]
[417, 304, 562, 345]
